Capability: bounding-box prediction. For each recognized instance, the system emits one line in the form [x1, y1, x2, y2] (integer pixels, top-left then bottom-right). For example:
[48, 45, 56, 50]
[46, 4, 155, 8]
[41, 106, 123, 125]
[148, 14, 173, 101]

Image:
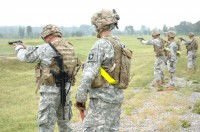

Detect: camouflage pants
[167, 60, 177, 86]
[38, 92, 73, 132]
[154, 56, 166, 82]
[187, 50, 197, 69]
[83, 98, 122, 132]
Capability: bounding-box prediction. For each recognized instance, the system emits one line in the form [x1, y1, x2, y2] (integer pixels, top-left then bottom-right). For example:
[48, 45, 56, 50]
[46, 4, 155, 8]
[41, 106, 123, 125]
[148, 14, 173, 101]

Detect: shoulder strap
[49, 42, 60, 55]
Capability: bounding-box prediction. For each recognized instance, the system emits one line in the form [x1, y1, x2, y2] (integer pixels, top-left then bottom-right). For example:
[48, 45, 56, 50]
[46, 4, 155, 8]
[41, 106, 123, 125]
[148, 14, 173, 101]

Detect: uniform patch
[87, 48, 98, 62]
[88, 53, 94, 60]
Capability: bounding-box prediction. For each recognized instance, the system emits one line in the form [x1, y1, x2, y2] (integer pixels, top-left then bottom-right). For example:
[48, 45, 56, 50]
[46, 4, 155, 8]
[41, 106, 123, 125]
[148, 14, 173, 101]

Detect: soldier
[74, 9, 132, 131]
[140, 31, 166, 88]
[185, 32, 198, 73]
[165, 31, 179, 90]
[12, 24, 81, 132]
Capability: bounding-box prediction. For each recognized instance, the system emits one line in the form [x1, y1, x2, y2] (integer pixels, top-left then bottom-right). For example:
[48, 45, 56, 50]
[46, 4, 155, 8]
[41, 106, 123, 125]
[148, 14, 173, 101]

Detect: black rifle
[49, 43, 71, 120]
[178, 38, 186, 42]
[137, 38, 144, 41]
[8, 40, 22, 45]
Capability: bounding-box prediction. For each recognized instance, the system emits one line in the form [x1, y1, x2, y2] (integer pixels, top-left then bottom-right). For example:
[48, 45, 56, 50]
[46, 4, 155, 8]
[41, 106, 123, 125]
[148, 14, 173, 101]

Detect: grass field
[0, 36, 199, 131]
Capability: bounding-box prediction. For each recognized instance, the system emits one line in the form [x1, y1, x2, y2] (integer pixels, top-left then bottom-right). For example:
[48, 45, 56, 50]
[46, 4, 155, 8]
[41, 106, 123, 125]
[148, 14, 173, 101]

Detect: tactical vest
[187, 38, 198, 51]
[91, 36, 132, 89]
[153, 38, 165, 57]
[164, 41, 181, 59]
[35, 40, 81, 88]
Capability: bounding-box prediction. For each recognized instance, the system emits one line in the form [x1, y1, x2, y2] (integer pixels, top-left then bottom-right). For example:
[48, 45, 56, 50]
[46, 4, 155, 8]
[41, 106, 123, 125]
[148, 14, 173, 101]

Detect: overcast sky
[1, 0, 199, 30]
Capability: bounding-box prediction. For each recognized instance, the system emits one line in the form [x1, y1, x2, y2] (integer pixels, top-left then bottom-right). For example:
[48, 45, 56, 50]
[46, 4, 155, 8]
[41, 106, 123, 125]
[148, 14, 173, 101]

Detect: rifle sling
[49, 42, 60, 55]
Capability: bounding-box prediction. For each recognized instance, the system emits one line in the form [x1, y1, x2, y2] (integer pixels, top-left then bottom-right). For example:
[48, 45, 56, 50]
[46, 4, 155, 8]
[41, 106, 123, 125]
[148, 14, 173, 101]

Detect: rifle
[137, 38, 144, 41]
[178, 38, 186, 42]
[8, 40, 22, 45]
[49, 48, 71, 120]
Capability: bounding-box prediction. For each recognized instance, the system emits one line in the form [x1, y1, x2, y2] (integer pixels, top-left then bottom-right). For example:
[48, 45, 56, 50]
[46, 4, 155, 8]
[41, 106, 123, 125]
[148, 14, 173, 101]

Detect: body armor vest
[36, 40, 81, 88]
[153, 38, 165, 57]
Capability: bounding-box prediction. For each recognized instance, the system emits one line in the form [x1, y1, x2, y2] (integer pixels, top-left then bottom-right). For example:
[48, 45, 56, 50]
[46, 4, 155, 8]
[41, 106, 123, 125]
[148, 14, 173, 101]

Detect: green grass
[0, 36, 200, 131]
[192, 100, 200, 114]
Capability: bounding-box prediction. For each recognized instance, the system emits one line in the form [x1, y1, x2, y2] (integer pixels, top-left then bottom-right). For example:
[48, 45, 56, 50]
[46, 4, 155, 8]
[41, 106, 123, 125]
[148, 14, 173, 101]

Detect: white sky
[1, 0, 199, 30]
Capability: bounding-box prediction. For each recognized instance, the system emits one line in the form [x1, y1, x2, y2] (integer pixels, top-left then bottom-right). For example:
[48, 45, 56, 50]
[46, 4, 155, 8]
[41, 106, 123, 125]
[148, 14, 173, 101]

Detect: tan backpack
[91, 36, 132, 89]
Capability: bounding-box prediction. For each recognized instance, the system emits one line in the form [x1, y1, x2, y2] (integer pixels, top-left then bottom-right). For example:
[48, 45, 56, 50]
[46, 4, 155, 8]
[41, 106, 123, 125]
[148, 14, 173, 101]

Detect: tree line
[0, 21, 199, 38]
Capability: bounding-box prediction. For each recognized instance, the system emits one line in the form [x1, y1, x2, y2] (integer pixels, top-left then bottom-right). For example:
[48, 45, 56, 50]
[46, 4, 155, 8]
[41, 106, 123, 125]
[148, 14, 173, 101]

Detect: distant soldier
[185, 32, 198, 73]
[140, 31, 166, 88]
[75, 9, 132, 131]
[12, 24, 81, 132]
[165, 31, 179, 90]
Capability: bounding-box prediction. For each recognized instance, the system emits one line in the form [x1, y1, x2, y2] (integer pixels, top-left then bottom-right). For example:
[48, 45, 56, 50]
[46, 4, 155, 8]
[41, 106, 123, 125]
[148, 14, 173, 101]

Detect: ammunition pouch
[91, 70, 110, 88]
[186, 45, 192, 51]
[41, 68, 55, 86]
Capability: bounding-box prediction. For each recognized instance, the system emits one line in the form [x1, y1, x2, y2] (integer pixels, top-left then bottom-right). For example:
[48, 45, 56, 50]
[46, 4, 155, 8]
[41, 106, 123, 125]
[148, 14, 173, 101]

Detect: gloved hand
[74, 101, 86, 111]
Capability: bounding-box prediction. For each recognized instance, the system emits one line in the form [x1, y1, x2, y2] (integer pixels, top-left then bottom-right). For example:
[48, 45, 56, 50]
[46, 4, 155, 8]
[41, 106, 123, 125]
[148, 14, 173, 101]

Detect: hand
[74, 101, 86, 111]
[13, 42, 27, 49]
[12, 43, 20, 48]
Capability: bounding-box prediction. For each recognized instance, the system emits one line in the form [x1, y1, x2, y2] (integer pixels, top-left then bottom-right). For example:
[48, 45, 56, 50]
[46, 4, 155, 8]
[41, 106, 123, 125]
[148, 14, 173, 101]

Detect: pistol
[178, 38, 186, 42]
[8, 40, 22, 45]
[137, 38, 144, 41]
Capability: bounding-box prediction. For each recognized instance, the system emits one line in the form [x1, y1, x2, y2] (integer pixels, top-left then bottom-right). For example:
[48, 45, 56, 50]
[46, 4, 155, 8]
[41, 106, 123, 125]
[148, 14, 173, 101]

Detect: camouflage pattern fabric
[91, 9, 119, 32]
[166, 41, 178, 86]
[15, 42, 73, 132]
[185, 38, 198, 69]
[154, 56, 166, 82]
[76, 35, 124, 130]
[83, 98, 121, 132]
[41, 24, 62, 39]
[187, 50, 197, 69]
[38, 91, 73, 132]
[141, 38, 166, 82]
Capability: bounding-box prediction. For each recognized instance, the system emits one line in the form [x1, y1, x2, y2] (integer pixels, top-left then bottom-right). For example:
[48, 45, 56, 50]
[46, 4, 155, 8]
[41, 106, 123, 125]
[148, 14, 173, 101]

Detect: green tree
[18, 27, 25, 39]
[26, 26, 32, 37]
[124, 25, 134, 35]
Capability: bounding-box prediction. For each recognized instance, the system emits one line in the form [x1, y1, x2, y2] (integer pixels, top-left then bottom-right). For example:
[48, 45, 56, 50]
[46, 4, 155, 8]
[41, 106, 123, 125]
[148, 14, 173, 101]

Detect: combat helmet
[152, 30, 160, 37]
[91, 9, 120, 37]
[41, 24, 62, 39]
[167, 31, 176, 38]
[188, 32, 194, 37]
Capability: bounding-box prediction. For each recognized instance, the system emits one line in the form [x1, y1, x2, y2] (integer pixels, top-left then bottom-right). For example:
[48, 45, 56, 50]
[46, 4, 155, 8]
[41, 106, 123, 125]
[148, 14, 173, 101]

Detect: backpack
[91, 36, 132, 89]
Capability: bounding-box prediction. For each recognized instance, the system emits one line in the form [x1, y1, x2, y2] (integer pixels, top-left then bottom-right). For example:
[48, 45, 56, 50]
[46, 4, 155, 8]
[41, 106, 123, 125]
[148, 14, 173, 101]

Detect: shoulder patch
[87, 48, 98, 62]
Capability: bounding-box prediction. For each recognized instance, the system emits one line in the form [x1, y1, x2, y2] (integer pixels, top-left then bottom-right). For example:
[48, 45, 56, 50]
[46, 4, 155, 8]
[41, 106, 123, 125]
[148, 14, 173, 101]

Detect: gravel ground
[72, 78, 200, 132]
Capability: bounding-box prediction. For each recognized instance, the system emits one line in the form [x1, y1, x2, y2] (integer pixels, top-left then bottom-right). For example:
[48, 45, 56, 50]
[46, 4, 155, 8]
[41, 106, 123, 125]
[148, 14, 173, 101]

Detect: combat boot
[166, 85, 176, 91]
[187, 68, 192, 74]
[152, 81, 162, 87]
[193, 67, 197, 73]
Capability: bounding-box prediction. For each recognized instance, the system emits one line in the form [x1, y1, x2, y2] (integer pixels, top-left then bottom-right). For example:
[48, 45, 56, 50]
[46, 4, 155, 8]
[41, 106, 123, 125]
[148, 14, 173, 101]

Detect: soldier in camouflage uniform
[140, 31, 166, 88]
[12, 24, 80, 132]
[184, 32, 198, 73]
[75, 9, 124, 131]
[165, 31, 179, 90]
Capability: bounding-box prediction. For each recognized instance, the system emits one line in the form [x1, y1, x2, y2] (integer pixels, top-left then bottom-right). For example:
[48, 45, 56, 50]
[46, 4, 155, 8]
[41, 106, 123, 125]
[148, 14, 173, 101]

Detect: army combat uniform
[165, 40, 178, 87]
[76, 35, 124, 131]
[141, 38, 166, 85]
[185, 35, 198, 71]
[13, 24, 81, 132]
[15, 40, 74, 132]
